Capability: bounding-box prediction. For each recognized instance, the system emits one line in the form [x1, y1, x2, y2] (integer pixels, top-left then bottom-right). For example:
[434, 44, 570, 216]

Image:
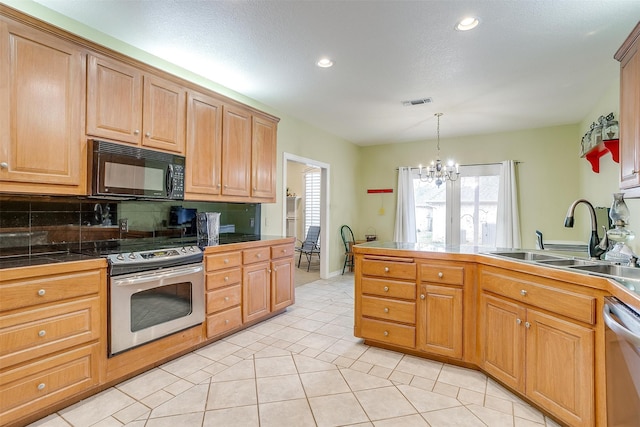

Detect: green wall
[5, 0, 638, 271]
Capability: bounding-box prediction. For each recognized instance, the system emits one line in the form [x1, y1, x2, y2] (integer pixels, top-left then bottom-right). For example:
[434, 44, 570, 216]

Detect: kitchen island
[353, 241, 640, 427]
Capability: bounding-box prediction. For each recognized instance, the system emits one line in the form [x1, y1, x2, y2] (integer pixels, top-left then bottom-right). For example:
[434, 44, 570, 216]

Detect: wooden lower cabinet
[271, 257, 294, 311]
[417, 285, 463, 359]
[480, 292, 595, 426]
[0, 261, 106, 426]
[243, 262, 271, 323]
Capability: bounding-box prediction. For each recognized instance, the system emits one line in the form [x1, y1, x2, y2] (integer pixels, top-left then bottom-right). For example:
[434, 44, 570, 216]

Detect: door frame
[283, 152, 330, 279]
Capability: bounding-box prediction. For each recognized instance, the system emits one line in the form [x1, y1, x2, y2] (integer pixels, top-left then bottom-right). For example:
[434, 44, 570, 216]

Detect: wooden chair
[340, 225, 355, 274]
[295, 226, 321, 271]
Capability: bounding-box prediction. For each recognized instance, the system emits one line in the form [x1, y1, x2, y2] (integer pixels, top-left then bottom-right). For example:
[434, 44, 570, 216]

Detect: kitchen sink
[536, 258, 597, 267]
[568, 264, 640, 280]
[489, 251, 564, 261]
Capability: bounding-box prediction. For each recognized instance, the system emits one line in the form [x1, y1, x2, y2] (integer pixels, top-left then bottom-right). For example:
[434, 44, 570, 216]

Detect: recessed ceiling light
[455, 16, 480, 31]
[316, 58, 334, 68]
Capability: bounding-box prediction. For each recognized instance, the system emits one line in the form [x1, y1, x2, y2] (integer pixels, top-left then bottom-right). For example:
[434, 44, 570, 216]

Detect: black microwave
[89, 140, 185, 200]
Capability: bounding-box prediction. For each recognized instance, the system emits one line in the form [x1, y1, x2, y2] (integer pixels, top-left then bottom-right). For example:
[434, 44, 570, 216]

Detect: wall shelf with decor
[583, 139, 619, 173]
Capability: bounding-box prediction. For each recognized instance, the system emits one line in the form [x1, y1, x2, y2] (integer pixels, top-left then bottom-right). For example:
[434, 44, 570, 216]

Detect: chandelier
[418, 113, 460, 187]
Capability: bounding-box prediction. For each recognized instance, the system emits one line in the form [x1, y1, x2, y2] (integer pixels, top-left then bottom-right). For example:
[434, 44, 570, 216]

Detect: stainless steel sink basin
[568, 264, 640, 280]
[489, 251, 564, 261]
[536, 258, 596, 267]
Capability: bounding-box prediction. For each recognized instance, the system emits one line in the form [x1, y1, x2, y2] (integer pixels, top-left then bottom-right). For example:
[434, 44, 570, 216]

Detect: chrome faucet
[564, 199, 607, 260]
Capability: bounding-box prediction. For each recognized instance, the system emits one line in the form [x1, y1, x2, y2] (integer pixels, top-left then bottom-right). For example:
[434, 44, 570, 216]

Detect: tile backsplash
[0, 195, 260, 255]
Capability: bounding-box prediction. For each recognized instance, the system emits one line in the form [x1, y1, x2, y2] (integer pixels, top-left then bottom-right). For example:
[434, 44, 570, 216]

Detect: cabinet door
[242, 262, 270, 323]
[619, 40, 640, 189]
[142, 75, 186, 154]
[417, 285, 462, 359]
[480, 293, 526, 392]
[525, 309, 595, 427]
[86, 54, 142, 145]
[251, 115, 277, 201]
[221, 105, 252, 197]
[185, 91, 223, 199]
[271, 257, 294, 311]
[0, 20, 84, 192]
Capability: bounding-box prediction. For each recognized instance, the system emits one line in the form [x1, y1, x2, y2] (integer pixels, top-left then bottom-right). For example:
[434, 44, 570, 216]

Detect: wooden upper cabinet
[616, 23, 640, 192]
[251, 115, 277, 201]
[222, 105, 252, 197]
[185, 91, 223, 199]
[86, 54, 142, 145]
[86, 54, 186, 154]
[0, 19, 85, 193]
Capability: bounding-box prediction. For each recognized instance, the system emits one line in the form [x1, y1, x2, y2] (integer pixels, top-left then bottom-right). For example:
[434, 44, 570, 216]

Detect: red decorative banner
[367, 189, 393, 194]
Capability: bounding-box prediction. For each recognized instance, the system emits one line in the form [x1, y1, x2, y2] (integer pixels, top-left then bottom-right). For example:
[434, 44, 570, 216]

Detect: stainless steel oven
[105, 244, 204, 356]
[604, 296, 640, 426]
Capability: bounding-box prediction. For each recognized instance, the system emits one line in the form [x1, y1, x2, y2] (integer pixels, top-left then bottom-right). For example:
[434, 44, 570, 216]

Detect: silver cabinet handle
[0, 162, 8, 169]
[38, 330, 46, 337]
[438, 272, 444, 278]
[38, 289, 46, 296]
[520, 289, 527, 296]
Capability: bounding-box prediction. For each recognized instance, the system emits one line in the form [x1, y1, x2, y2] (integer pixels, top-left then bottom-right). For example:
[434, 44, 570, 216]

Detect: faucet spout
[564, 199, 605, 260]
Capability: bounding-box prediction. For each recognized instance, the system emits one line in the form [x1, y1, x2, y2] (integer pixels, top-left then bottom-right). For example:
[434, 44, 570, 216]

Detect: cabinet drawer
[207, 285, 241, 313]
[207, 306, 242, 338]
[271, 244, 294, 259]
[206, 268, 241, 290]
[0, 343, 99, 423]
[481, 270, 596, 324]
[0, 297, 100, 368]
[243, 247, 271, 264]
[360, 318, 415, 348]
[206, 252, 242, 271]
[0, 270, 101, 313]
[361, 295, 416, 324]
[362, 259, 416, 280]
[420, 264, 464, 286]
[361, 277, 416, 299]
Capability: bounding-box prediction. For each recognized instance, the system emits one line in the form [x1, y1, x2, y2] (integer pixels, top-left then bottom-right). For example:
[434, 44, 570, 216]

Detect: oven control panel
[107, 245, 202, 265]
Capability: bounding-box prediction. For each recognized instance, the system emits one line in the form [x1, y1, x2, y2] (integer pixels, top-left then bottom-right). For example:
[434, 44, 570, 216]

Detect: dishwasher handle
[603, 303, 640, 347]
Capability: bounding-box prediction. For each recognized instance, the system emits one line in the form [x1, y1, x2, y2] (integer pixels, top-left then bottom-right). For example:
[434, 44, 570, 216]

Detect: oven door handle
[113, 264, 204, 286]
[604, 303, 640, 346]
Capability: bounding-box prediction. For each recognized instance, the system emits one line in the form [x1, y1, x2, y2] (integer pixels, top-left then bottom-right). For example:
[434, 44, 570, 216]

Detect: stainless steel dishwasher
[603, 296, 640, 427]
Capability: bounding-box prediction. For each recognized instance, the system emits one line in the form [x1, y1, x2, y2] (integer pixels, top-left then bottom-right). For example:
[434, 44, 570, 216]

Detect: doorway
[283, 153, 330, 283]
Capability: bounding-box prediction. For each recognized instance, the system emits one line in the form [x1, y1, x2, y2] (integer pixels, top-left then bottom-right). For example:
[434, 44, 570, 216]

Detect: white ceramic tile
[437, 364, 487, 393]
[149, 384, 208, 418]
[396, 384, 462, 412]
[144, 412, 204, 427]
[355, 386, 417, 421]
[254, 355, 298, 377]
[432, 381, 459, 398]
[389, 370, 413, 384]
[91, 416, 126, 427]
[252, 345, 291, 358]
[256, 374, 306, 403]
[206, 379, 257, 410]
[369, 365, 393, 378]
[333, 355, 356, 368]
[195, 340, 243, 361]
[25, 414, 70, 427]
[203, 405, 259, 427]
[421, 406, 486, 427]
[58, 388, 136, 426]
[515, 418, 546, 427]
[272, 326, 311, 343]
[308, 392, 370, 427]
[341, 368, 393, 391]
[210, 359, 255, 382]
[457, 387, 486, 405]
[165, 378, 197, 395]
[160, 353, 214, 378]
[258, 399, 316, 427]
[293, 354, 338, 373]
[373, 414, 430, 427]
[485, 394, 514, 415]
[513, 402, 545, 423]
[296, 331, 339, 350]
[117, 368, 180, 400]
[394, 355, 443, 380]
[409, 375, 436, 391]
[325, 338, 369, 359]
[357, 347, 403, 370]
[466, 403, 515, 427]
[299, 370, 351, 397]
[289, 317, 327, 332]
[223, 329, 265, 347]
[140, 389, 174, 409]
[113, 402, 150, 424]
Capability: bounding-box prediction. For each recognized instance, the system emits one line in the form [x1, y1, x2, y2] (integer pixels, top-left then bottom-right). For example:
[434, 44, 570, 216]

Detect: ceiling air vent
[402, 97, 433, 106]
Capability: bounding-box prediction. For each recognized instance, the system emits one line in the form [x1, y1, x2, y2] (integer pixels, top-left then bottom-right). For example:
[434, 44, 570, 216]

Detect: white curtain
[496, 160, 521, 248]
[394, 167, 417, 243]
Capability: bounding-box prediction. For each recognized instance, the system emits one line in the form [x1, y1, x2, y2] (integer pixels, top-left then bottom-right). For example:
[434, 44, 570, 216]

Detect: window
[304, 169, 321, 237]
[413, 164, 500, 246]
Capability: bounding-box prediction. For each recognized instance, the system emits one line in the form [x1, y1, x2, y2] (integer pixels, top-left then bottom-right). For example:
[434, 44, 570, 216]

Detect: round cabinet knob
[253, 187, 257, 191]
[37, 383, 46, 391]
[116, 254, 125, 261]
[145, 132, 151, 138]
[224, 259, 229, 264]
[420, 294, 425, 300]
[133, 129, 140, 135]
[225, 319, 229, 324]
[384, 267, 390, 272]
[217, 184, 221, 188]
[282, 249, 287, 254]
[128, 253, 136, 259]
[224, 184, 228, 188]
[383, 286, 389, 292]
[438, 272, 444, 278]
[38, 289, 46, 296]
[383, 307, 389, 313]
[38, 330, 46, 337]
[525, 321, 531, 329]
[268, 269, 272, 273]
[224, 276, 229, 281]
[256, 253, 261, 258]
[0, 162, 8, 169]
[520, 289, 527, 296]
[516, 318, 522, 325]
[383, 331, 389, 336]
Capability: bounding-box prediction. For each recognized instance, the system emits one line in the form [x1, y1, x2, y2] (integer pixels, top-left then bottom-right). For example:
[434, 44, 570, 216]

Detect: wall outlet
[119, 218, 128, 232]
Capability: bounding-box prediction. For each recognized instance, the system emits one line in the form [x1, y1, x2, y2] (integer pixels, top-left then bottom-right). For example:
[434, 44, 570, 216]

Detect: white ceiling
[32, 0, 640, 146]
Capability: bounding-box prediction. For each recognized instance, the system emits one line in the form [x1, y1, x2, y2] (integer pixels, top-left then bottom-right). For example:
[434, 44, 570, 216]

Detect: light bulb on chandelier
[418, 113, 460, 187]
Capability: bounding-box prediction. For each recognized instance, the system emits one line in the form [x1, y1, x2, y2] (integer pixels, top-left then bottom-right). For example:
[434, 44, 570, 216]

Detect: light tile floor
[29, 274, 563, 427]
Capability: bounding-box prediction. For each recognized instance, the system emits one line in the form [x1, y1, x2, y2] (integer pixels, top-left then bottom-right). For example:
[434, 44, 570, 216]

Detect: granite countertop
[0, 252, 99, 270]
